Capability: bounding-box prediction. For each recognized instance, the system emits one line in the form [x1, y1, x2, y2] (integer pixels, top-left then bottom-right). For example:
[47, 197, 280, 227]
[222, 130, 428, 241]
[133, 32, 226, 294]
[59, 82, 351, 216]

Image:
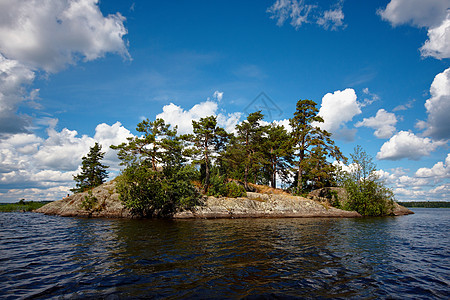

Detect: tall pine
[71, 142, 109, 193]
[188, 116, 228, 193]
[290, 99, 344, 192]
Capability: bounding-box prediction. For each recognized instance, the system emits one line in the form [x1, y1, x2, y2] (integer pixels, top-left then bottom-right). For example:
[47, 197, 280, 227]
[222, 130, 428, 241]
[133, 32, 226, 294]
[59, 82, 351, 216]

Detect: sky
[0, 0, 449, 203]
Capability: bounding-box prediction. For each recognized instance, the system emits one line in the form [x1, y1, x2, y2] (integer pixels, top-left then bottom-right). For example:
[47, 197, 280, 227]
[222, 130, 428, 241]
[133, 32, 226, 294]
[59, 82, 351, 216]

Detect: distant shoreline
[397, 202, 450, 208]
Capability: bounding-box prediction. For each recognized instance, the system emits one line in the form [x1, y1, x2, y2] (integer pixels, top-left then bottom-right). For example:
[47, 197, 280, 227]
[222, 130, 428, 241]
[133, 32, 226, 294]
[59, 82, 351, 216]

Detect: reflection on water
[0, 209, 449, 299]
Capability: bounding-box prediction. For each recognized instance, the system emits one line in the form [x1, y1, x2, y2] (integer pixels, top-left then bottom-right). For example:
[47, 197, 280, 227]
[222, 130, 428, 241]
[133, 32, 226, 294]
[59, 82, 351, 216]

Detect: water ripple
[0, 210, 449, 299]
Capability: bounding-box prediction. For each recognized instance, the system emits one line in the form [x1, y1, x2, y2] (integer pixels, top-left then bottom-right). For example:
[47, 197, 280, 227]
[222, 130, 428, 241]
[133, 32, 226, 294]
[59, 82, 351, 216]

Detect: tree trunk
[203, 139, 209, 193]
[271, 160, 276, 188]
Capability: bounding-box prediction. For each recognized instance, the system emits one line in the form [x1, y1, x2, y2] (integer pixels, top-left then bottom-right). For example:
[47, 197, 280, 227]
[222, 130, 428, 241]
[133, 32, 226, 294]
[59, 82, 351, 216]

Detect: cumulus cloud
[378, 0, 450, 59]
[0, 0, 129, 72]
[421, 13, 450, 59]
[376, 131, 445, 160]
[267, 0, 346, 31]
[156, 100, 241, 135]
[0, 121, 132, 201]
[0, 55, 36, 135]
[372, 158, 449, 201]
[418, 67, 450, 140]
[0, 0, 129, 136]
[315, 88, 361, 140]
[355, 109, 397, 139]
[415, 153, 450, 179]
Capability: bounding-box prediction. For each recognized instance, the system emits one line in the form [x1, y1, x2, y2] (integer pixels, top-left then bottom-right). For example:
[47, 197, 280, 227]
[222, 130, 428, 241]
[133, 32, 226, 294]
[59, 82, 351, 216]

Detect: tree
[111, 118, 199, 218]
[235, 111, 267, 189]
[289, 99, 344, 192]
[116, 161, 198, 218]
[71, 142, 109, 193]
[111, 118, 177, 169]
[341, 145, 394, 216]
[188, 116, 229, 193]
[262, 123, 293, 188]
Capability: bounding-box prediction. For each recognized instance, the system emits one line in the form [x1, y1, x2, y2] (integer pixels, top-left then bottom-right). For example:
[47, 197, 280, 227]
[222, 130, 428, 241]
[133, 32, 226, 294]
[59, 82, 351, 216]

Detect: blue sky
[0, 0, 449, 202]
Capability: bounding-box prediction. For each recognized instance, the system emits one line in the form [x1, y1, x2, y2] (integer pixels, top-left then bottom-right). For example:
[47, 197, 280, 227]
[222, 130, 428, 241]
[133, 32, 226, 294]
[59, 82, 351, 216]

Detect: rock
[390, 202, 414, 216]
[36, 180, 131, 218]
[173, 192, 361, 219]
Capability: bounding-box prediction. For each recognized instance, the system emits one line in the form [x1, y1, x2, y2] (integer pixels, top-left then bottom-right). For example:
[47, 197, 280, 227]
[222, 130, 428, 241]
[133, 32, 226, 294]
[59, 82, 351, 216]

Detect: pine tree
[263, 123, 293, 188]
[290, 99, 345, 192]
[71, 142, 109, 193]
[188, 116, 229, 193]
[111, 118, 177, 170]
[235, 111, 267, 189]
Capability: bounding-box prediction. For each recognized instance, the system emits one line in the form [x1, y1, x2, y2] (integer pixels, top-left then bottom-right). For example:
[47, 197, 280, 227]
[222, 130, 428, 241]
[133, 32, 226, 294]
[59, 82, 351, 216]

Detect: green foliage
[262, 123, 294, 189]
[111, 118, 199, 218]
[80, 190, 98, 211]
[341, 146, 394, 216]
[234, 111, 267, 189]
[186, 116, 229, 192]
[111, 118, 180, 169]
[290, 99, 345, 192]
[206, 171, 246, 198]
[116, 163, 199, 218]
[225, 181, 247, 198]
[72, 142, 109, 193]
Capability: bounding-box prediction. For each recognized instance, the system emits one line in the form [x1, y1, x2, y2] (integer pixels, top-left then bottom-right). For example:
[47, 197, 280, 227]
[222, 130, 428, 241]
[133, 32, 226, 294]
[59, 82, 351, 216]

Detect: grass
[0, 201, 51, 212]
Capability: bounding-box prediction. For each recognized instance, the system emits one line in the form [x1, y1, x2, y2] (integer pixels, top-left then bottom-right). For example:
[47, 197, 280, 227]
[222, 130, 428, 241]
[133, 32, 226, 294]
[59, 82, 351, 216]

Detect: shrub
[80, 190, 98, 211]
[116, 163, 199, 218]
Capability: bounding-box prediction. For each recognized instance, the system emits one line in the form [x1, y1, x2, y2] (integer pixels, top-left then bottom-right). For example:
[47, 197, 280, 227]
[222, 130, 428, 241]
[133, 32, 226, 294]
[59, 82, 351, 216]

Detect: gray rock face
[36, 180, 131, 218]
[173, 192, 361, 219]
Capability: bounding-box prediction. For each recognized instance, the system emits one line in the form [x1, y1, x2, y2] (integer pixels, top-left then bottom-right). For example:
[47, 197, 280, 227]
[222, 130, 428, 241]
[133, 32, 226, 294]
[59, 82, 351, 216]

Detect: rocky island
[36, 181, 413, 219]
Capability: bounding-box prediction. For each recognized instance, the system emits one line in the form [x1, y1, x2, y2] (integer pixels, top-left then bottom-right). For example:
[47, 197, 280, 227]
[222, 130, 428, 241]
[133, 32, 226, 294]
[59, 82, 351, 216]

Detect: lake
[1, 209, 449, 299]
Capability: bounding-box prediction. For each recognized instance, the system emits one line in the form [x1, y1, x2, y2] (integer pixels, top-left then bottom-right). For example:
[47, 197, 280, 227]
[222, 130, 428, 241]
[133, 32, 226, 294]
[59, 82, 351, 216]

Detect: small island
[37, 100, 413, 219]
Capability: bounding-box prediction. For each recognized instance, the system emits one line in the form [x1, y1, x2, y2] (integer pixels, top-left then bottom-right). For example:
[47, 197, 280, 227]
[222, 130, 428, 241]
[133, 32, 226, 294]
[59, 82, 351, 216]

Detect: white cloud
[316, 88, 361, 140]
[393, 99, 415, 111]
[0, 55, 36, 135]
[317, 5, 345, 31]
[361, 87, 380, 107]
[0, 0, 129, 136]
[415, 154, 450, 179]
[0, 120, 132, 201]
[0, 0, 129, 72]
[213, 91, 223, 102]
[379, 0, 450, 59]
[377, 131, 445, 160]
[421, 13, 450, 59]
[267, 0, 345, 31]
[378, 0, 449, 28]
[355, 109, 397, 139]
[156, 100, 241, 135]
[373, 160, 449, 201]
[419, 67, 450, 139]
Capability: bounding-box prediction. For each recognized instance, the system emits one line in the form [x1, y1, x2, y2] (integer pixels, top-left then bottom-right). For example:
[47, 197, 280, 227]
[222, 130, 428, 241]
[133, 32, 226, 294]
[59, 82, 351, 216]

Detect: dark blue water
[1, 209, 449, 299]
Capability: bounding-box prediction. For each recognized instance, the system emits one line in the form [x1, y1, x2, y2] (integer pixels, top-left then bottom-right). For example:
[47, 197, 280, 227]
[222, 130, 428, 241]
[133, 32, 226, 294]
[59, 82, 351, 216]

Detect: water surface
[1, 209, 449, 299]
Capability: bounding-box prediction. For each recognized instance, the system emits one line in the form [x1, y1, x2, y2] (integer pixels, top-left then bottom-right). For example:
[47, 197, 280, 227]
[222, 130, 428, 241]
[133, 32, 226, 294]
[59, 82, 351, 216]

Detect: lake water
[1, 209, 449, 299]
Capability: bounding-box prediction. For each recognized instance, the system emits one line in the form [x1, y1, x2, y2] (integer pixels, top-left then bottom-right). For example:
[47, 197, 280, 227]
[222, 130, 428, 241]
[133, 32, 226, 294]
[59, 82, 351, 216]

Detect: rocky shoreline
[35, 181, 413, 219]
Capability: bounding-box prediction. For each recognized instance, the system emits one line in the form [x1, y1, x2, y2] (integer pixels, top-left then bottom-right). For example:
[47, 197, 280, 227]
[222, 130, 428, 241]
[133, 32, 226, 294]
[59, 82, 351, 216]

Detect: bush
[207, 172, 246, 198]
[80, 190, 98, 211]
[341, 146, 395, 216]
[116, 163, 199, 218]
[225, 181, 246, 198]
